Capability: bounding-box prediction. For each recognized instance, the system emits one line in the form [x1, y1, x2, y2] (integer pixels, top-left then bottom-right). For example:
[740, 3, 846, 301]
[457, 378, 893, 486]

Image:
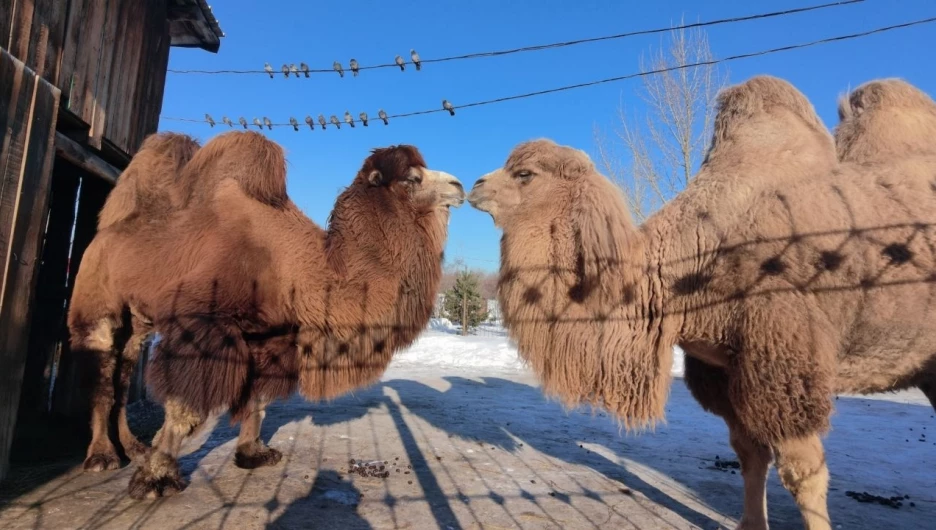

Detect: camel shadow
[268, 469, 372, 530]
[237, 374, 734, 529]
[381, 375, 734, 529]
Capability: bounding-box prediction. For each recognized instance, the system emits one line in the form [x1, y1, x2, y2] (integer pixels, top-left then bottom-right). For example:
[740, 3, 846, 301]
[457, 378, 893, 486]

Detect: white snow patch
[392, 320, 687, 377]
[391, 328, 524, 371]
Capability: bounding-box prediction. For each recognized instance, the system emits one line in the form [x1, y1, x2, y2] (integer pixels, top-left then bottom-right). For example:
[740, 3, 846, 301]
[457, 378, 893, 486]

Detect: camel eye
[515, 170, 533, 182]
[406, 173, 423, 185]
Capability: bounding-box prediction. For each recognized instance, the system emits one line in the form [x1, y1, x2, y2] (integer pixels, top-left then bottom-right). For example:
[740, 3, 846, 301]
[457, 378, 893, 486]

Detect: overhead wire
[160, 16, 936, 129]
[166, 0, 866, 75]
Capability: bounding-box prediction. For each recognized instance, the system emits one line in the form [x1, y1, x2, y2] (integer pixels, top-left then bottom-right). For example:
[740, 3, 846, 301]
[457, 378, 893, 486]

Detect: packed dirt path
[1, 364, 933, 529]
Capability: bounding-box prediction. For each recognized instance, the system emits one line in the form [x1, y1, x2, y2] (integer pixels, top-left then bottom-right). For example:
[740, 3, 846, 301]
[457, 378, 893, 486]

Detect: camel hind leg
[75, 316, 123, 472]
[234, 398, 282, 469]
[683, 356, 771, 530]
[114, 315, 154, 461]
[128, 398, 210, 500]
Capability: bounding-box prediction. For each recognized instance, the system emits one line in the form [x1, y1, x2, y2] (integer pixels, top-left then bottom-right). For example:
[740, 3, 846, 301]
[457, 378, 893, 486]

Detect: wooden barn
[0, 0, 223, 482]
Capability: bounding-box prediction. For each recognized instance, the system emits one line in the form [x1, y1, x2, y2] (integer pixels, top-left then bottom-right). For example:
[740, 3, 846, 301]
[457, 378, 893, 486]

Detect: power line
[160, 16, 936, 129]
[166, 0, 866, 76]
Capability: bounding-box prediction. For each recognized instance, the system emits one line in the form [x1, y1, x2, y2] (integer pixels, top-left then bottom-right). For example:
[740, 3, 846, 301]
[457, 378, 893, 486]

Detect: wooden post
[0, 49, 62, 483]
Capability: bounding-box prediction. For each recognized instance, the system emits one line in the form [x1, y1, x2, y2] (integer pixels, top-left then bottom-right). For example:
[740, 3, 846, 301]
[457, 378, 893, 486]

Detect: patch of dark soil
[845, 491, 910, 509]
[348, 459, 390, 478]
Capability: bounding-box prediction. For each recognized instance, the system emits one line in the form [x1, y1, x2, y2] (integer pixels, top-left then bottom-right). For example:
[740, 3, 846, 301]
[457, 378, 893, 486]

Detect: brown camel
[80, 131, 200, 472]
[81, 130, 297, 473]
[67, 131, 465, 499]
[467, 75, 936, 530]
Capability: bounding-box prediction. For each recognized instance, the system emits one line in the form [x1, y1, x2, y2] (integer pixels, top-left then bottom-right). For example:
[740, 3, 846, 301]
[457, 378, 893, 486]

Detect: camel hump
[181, 130, 289, 208]
[835, 78, 936, 163]
[705, 75, 835, 168]
[97, 131, 200, 230]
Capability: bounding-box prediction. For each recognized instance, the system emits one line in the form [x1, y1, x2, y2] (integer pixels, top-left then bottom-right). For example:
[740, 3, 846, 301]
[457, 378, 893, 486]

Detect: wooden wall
[1, 0, 182, 482]
[2, 0, 172, 158]
[0, 49, 62, 483]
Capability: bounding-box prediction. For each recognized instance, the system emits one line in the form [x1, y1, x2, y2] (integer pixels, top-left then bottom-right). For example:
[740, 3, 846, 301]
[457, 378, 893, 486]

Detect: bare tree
[594, 23, 728, 222]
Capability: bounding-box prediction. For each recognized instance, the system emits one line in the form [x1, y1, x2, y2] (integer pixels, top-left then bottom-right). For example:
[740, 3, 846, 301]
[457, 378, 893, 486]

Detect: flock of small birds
[202, 49, 457, 130]
[263, 50, 422, 79]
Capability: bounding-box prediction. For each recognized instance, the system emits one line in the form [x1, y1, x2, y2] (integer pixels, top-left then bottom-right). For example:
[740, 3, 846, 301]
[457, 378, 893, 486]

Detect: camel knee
[774, 435, 831, 529]
[774, 436, 827, 489]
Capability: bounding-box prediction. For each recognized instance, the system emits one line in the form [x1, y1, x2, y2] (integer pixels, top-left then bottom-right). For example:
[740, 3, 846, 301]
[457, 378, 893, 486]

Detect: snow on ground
[0, 326, 932, 530]
[394, 318, 687, 376]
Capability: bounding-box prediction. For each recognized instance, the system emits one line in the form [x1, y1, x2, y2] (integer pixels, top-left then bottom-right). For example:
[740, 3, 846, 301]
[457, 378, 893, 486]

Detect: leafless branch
[593, 22, 728, 222]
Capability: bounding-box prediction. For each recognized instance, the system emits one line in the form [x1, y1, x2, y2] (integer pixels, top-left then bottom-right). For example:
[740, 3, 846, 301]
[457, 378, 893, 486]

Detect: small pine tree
[442, 270, 489, 335]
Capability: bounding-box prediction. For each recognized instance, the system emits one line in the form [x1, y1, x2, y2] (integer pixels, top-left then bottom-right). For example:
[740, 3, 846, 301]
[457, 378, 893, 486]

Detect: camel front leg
[234, 398, 282, 469]
[128, 398, 207, 500]
[727, 419, 773, 530]
[773, 434, 831, 530]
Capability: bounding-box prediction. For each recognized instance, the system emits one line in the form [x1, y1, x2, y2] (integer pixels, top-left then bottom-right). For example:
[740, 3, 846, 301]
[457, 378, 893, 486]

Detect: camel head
[356, 144, 465, 215]
[835, 78, 936, 163]
[467, 138, 597, 229]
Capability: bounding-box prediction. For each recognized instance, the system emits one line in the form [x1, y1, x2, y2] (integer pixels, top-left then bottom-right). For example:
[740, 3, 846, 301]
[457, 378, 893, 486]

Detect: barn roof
[168, 0, 225, 53]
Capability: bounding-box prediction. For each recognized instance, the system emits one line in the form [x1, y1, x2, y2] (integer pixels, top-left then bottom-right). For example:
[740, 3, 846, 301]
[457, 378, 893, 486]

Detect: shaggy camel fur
[468, 75, 936, 530]
[834, 77, 936, 164]
[68, 131, 465, 499]
[81, 132, 200, 473]
[834, 77, 936, 410]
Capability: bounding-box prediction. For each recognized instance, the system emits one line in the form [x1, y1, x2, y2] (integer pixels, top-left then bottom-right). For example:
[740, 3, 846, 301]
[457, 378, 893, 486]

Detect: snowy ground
[0, 322, 932, 529]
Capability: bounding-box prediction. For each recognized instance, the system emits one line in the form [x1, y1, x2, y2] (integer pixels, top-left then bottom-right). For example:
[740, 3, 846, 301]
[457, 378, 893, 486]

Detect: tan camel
[81, 132, 200, 472]
[467, 75, 936, 530]
[67, 131, 465, 499]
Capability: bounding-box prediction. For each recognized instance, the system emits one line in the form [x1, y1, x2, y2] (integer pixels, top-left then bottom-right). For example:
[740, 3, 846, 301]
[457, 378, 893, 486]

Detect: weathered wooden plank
[0, 0, 13, 50]
[60, 0, 108, 125]
[6, 0, 68, 85]
[127, 0, 158, 152]
[57, 0, 84, 104]
[6, 0, 37, 62]
[105, 0, 148, 154]
[0, 50, 62, 483]
[102, 0, 136, 152]
[139, 15, 171, 152]
[16, 165, 80, 417]
[0, 53, 33, 277]
[54, 132, 119, 184]
[88, 0, 122, 149]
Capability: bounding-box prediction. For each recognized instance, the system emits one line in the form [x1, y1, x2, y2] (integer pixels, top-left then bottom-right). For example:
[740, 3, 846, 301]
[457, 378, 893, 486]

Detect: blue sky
[158, 0, 936, 272]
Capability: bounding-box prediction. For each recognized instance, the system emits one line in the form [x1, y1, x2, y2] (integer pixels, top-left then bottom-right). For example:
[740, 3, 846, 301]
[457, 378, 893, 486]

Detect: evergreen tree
[442, 270, 489, 335]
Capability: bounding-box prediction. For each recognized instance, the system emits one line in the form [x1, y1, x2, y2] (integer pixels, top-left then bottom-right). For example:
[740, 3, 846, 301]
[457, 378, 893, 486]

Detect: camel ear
[556, 147, 593, 180]
[367, 170, 383, 186]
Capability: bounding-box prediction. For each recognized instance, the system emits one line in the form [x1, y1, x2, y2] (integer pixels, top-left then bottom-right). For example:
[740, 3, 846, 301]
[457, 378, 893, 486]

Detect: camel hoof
[128, 465, 187, 500]
[234, 444, 283, 469]
[83, 451, 121, 472]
